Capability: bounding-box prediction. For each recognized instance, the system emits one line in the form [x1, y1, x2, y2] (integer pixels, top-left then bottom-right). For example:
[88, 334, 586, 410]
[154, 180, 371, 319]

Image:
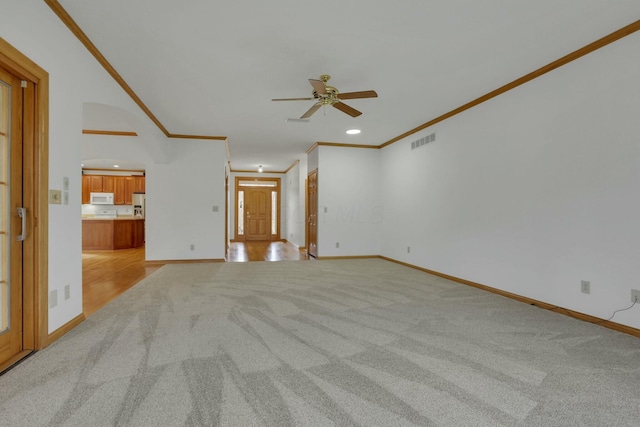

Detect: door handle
[17, 207, 26, 241]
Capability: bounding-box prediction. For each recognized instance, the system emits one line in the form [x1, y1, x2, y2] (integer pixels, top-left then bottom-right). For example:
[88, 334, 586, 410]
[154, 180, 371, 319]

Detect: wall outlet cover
[581, 280, 591, 295]
[49, 289, 58, 308]
[49, 189, 62, 204]
[631, 289, 640, 303]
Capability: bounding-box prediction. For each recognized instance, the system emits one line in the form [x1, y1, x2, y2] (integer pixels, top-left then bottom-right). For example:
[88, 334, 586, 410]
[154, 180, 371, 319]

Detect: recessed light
[346, 129, 361, 135]
[113, 165, 120, 168]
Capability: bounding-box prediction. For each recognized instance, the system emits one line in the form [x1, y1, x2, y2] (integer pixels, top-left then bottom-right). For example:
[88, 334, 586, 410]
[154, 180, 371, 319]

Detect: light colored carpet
[1, 259, 639, 426]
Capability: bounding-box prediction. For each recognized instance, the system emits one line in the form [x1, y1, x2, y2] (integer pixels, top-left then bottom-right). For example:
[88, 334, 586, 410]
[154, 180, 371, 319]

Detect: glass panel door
[0, 66, 23, 367]
[0, 77, 9, 334]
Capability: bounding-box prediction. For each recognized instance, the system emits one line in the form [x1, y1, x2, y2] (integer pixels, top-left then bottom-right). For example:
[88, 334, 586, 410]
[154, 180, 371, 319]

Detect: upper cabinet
[82, 173, 145, 205]
[88, 175, 115, 193]
[82, 175, 91, 204]
[133, 176, 145, 193]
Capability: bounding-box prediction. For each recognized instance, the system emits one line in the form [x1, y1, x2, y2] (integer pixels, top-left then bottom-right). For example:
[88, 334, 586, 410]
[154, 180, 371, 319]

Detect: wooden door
[0, 66, 24, 367]
[245, 188, 270, 241]
[307, 170, 318, 258]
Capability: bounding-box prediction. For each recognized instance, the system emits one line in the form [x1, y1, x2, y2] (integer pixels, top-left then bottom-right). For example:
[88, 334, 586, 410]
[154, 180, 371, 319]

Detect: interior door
[0, 66, 24, 367]
[307, 170, 318, 258]
[245, 188, 271, 241]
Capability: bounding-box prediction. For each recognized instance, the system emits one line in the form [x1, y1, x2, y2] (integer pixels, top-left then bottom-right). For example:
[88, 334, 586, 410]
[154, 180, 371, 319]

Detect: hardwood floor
[82, 247, 163, 317]
[82, 241, 307, 317]
[227, 241, 309, 262]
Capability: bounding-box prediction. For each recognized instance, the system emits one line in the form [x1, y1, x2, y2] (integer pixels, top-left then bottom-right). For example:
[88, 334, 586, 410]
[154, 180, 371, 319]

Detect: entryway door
[244, 187, 271, 241]
[0, 66, 24, 367]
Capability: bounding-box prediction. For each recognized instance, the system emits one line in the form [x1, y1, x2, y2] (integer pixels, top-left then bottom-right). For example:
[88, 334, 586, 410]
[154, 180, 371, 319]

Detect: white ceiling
[60, 0, 640, 172]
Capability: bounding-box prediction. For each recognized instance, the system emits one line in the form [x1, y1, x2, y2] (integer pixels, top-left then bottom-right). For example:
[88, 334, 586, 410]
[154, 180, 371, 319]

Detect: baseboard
[318, 255, 379, 260]
[47, 313, 86, 346]
[379, 256, 640, 339]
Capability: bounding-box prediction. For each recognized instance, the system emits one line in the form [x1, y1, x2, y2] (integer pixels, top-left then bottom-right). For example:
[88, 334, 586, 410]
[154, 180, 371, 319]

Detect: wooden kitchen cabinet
[113, 176, 127, 204]
[89, 175, 104, 192]
[133, 176, 145, 193]
[124, 177, 134, 204]
[82, 175, 91, 204]
[82, 218, 145, 250]
[87, 175, 115, 193]
[83, 173, 144, 205]
[102, 176, 115, 193]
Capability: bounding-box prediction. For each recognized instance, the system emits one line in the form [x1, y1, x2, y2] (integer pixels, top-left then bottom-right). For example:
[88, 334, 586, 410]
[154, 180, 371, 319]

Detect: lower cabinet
[82, 219, 145, 250]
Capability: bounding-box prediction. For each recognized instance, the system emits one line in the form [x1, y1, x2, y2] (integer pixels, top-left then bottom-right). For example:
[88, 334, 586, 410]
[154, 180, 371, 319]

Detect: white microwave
[90, 192, 114, 205]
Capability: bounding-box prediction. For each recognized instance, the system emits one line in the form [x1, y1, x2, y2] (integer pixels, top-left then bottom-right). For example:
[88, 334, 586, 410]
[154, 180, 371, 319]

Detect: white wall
[317, 146, 382, 257]
[1, 0, 170, 332]
[145, 138, 227, 260]
[284, 159, 307, 248]
[380, 31, 640, 329]
[83, 134, 228, 260]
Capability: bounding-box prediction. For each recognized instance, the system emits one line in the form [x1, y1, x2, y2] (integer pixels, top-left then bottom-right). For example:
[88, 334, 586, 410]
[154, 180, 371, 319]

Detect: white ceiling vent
[410, 132, 436, 150]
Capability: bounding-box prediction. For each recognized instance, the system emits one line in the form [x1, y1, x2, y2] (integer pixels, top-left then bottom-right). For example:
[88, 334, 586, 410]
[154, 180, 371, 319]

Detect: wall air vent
[410, 132, 436, 150]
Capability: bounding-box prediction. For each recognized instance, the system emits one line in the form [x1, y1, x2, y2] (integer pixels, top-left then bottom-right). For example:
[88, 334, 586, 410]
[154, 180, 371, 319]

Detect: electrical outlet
[64, 284, 71, 300]
[407, 246, 411, 253]
[631, 289, 640, 303]
[49, 290, 58, 308]
[336, 242, 339, 248]
[581, 280, 591, 295]
[190, 244, 195, 251]
[63, 176, 69, 191]
[49, 189, 62, 204]
[63, 191, 69, 205]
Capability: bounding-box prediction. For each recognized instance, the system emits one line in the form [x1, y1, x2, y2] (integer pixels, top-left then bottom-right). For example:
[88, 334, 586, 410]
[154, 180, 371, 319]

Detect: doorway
[234, 177, 280, 242]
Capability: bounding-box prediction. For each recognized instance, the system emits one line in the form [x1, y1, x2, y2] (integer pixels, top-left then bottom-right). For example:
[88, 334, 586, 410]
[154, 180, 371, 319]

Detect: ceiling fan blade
[308, 79, 327, 96]
[272, 97, 315, 101]
[337, 90, 378, 100]
[333, 101, 362, 117]
[301, 103, 322, 119]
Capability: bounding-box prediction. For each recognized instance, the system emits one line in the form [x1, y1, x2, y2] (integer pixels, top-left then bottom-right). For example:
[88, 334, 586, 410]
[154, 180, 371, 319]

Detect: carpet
[1, 259, 639, 426]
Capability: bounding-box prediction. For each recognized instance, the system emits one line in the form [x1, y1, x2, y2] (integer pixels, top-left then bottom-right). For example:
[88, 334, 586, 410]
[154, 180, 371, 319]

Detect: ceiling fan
[272, 74, 378, 119]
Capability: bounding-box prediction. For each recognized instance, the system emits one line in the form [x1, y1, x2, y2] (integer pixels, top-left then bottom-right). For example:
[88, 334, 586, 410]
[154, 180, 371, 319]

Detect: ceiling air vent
[410, 132, 436, 150]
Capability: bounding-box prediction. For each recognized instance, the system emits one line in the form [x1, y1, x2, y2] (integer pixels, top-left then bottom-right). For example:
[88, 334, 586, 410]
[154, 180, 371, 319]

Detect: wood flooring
[227, 241, 309, 262]
[82, 241, 307, 317]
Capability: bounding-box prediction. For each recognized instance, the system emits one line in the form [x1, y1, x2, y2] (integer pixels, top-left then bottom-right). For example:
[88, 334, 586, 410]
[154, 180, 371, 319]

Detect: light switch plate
[63, 191, 69, 205]
[63, 176, 69, 190]
[49, 189, 62, 204]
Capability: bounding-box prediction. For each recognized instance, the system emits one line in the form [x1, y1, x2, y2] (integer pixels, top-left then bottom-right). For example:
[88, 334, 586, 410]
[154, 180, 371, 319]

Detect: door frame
[306, 169, 318, 258]
[0, 37, 49, 369]
[233, 176, 281, 242]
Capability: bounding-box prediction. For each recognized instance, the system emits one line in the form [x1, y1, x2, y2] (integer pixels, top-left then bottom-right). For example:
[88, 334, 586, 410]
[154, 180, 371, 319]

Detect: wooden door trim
[306, 169, 318, 257]
[234, 176, 281, 241]
[0, 37, 49, 351]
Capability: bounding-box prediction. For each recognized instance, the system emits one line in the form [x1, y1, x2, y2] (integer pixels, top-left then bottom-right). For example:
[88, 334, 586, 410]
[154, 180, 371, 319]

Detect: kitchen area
[81, 172, 146, 250]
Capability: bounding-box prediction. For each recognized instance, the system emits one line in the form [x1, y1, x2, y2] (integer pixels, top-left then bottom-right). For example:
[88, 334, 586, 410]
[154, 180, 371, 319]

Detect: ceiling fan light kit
[273, 74, 377, 119]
